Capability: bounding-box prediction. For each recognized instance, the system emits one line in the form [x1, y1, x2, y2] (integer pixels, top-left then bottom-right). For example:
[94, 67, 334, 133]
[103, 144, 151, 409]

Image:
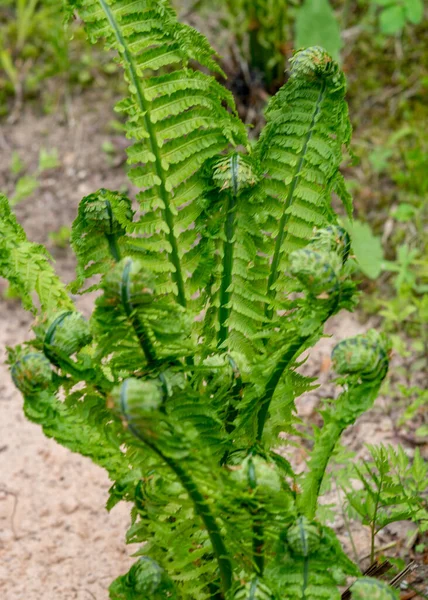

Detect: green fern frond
[0, 193, 73, 314]
[256, 47, 352, 306]
[67, 0, 248, 307]
[199, 153, 268, 357]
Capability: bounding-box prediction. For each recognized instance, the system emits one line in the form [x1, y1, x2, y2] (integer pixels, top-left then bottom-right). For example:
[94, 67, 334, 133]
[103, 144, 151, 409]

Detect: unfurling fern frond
[268, 521, 359, 600]
[298, 330, 390, 519]
[332, 329, 390, 382]
[93, 257, 193, 374]
[11, 352, 53, 395]
[350, 577, 399, 600]
[257, 47, 352, 304]
[43, 310, 93, 357]
[285, 517, 322, 557]
[109, 557, 178, 600]
[67, 0, 248, 307]
[70, 188, 134, 292]
[0, 193, 73, 314]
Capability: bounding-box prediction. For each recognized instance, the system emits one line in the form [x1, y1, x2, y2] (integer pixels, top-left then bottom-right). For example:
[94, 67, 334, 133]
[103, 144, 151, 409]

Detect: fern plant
[0, 1, 401, 596]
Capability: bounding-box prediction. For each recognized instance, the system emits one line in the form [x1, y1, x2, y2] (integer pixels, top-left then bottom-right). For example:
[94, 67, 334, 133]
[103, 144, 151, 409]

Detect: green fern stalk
[104, 199, 123, 262]
[256, 336, 309, 442]
[118, 388, 233, 595]
[218, 154, 239, 348]
[120, 258, 157, 366]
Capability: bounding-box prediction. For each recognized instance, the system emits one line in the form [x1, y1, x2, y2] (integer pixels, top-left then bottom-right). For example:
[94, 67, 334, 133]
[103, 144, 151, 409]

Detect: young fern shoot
[1, 2, 402, 598]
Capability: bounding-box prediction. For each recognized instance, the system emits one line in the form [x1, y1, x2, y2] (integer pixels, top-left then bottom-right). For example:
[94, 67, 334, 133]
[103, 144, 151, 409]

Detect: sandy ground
[0, 91, 426, 598]
[0, 91, 135, 599]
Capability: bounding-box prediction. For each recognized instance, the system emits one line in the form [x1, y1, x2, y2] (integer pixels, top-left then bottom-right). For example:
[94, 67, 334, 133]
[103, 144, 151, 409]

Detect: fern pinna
[1, 1, 399, 598]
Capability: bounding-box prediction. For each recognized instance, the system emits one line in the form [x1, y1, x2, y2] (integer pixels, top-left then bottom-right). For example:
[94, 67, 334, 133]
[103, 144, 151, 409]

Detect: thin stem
[218, 154, 239, 349]
[124, 421, 233, 596]
[121, 260, 157, 366]
[370, 469, 385, 563]
[98, 0, 187, 307]
[370, 523, 376, 565]
[266, 81, 327, 318]
[335, 478, 360, 566]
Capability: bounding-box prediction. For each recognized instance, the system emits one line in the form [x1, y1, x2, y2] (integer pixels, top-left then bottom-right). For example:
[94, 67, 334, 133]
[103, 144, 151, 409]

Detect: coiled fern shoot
[0, 1, 399, 597]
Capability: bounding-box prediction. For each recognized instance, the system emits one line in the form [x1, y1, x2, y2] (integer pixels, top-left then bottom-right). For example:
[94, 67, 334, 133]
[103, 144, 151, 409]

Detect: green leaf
[392, 202, 417, 222]
[295, 0, 342, 60]
[38, 148, 60, 171]
[11, 152, 25, 176]
[344, 219, 384, 279]
[11, 175, 39, 205]
[379, 5, 406, 34]
[405, 0, 424, 24]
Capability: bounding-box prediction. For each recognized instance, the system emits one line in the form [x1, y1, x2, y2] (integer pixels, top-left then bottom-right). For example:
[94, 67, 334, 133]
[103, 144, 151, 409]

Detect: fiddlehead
[252, 225, 357, 444]
[95, 257, 192, 370]
[201, 152, 267, 357]
[350, 577, 399, 599]
[109, 557, 178, 600]
[11, 352, 53, 395]
[299, 330, 390, 520]
[43, 310, 93, 357]
[267, 520, 359, 599]
[332, 329, 389, 381]
[70, 188, 134, 291]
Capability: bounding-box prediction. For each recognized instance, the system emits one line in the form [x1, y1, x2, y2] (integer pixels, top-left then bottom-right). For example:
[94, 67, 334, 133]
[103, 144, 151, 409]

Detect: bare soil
[0, 90, 427, 598]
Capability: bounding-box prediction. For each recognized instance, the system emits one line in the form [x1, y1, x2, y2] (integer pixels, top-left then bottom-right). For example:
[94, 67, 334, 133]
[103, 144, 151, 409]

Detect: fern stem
[104, 200, 121, 262]
[124, 421, 233, 596]
[98, 0, 187, 307]
[299, 421, 343, 520]
[105, 234, 121, 262]
[252, 515, 264, 576]
[266, 81, 327, 316]
[256, 336, 309, 443]
[218, 154, 239, 348]
[121, 259, 157, 366]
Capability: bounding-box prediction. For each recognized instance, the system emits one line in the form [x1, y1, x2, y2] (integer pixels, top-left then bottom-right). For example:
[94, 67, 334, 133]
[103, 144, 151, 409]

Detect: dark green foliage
[0, 2, 402, 598]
